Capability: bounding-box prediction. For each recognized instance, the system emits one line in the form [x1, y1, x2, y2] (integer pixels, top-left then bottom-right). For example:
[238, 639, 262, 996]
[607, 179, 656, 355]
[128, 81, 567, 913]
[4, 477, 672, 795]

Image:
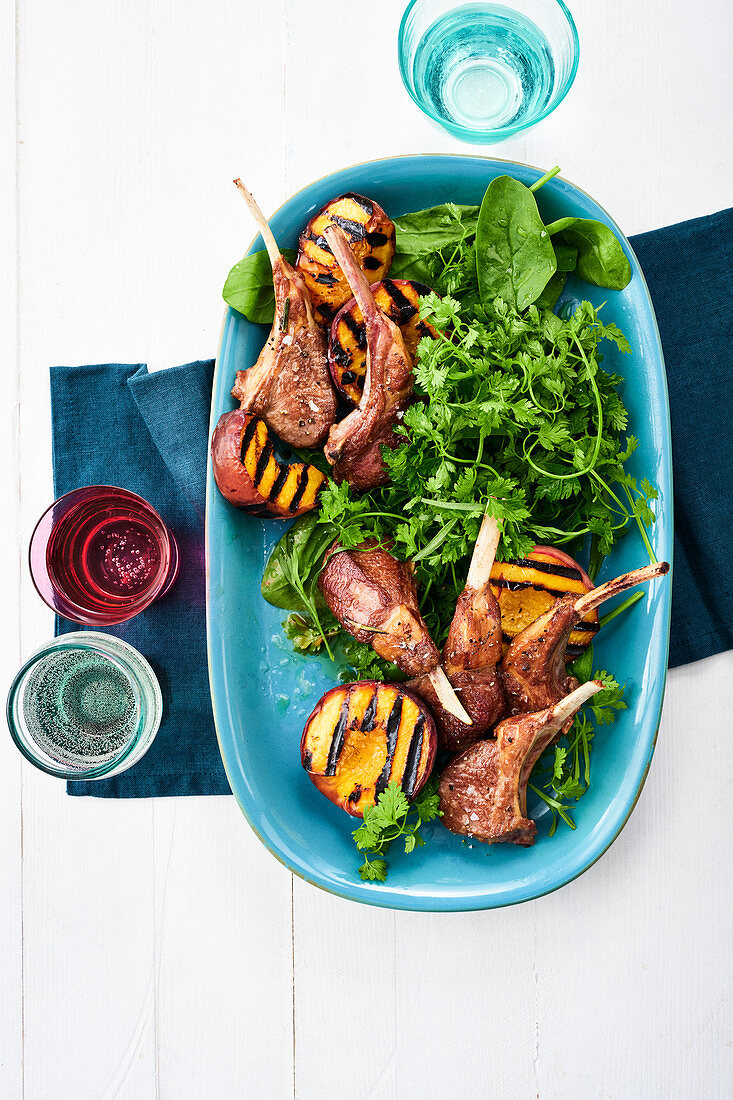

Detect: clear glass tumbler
[29, 485, 179, 626]
[6, 632, 163, 780]
[398, 0, 579, 143]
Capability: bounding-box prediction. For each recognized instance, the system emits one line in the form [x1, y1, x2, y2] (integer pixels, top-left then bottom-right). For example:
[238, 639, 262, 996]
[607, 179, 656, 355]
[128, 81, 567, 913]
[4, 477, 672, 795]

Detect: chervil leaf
[413, 783, 442, 824]
[589, 671, 628, 725]
[359, 859, 388, 882]
[349, 779, 440, 882]
[376, 782, 410, 823]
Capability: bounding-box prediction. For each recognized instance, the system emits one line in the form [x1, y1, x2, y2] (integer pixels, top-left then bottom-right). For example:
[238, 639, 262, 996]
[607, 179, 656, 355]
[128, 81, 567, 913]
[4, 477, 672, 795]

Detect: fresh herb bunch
[317, 293, 656, 648]
[353, 778, 442, 882]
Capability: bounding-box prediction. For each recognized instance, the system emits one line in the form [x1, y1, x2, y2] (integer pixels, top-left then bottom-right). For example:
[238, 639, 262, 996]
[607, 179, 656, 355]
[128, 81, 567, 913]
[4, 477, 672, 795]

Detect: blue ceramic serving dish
[206, 155, 672, 911]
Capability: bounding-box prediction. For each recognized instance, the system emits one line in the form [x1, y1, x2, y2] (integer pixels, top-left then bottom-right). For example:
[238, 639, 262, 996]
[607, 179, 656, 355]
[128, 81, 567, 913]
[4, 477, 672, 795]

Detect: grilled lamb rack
[407, 513, 507, 752]
[321, 224, 414, 490]
[502, 560, 670, 716]
[439, 680, 604, 846]
[230, 181, 337, 449]
[318, 540, 472, 726]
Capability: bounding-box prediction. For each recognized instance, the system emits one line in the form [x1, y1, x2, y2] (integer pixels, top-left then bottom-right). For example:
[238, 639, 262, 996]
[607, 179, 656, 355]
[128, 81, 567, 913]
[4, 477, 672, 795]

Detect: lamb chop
[502, 560, 670, 716]
[230, 180, 337, 449]
[321, 223, 413, 490]
[407, 513, 507, 752]
[439, 680, 604, 846]
[318, 540, 472, 725]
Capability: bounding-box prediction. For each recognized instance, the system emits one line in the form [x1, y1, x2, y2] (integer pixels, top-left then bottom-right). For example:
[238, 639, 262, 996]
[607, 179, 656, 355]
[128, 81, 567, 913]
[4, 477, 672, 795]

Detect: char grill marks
[501, 560, 670, 716]
[300, 681, 436, 816]
[210, 409, 325, 516]
[489, 551, 600, 659]
[321, 224, 414, 490]
[439, 681, 604, 846]
[408, 514, 506, 751]
[240, 415, 325, 514]
[296, 193, 396, 325]
[230, 181, 336, 449]
[329, 279, 437, 406]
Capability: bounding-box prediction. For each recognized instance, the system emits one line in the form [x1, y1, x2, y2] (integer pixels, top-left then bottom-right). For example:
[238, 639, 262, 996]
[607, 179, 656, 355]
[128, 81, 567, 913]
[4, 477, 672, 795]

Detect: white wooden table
[2, 1, 732, 1096]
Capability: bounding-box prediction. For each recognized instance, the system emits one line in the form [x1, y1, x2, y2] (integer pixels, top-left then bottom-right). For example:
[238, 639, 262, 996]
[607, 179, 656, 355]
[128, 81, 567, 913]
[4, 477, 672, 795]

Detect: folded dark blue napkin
[51, 209, 732, 797]
[631, 208, 733, 667]
[51, 361, 230, 796]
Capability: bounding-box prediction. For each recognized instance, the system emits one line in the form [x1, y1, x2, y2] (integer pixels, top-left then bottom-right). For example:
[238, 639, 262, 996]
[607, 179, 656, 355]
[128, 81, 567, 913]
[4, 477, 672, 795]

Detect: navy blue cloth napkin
[51, 361, 230, 796]
[631, 209, 732, 667]
[51, 209, 732, 797]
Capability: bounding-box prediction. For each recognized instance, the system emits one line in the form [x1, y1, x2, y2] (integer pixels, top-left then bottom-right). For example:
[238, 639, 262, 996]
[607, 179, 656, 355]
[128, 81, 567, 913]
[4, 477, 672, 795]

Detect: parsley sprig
[529, 667, 627, 834]
[353, 779, 442, 882]
[527, 592, 639, 835]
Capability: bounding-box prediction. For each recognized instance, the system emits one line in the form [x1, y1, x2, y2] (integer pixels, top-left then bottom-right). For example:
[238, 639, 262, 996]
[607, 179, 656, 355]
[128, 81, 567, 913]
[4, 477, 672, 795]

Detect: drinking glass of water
[6, 632, 162, 780]
[398, 0, 579, 143]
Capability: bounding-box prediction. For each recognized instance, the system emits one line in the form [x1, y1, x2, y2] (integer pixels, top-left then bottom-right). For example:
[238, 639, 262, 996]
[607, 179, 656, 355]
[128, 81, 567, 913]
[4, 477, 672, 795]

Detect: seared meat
[319, 540, 472, 725]
[329, 278, 438, 406]
[321, 224, 413, 490]
[408, 514, 506, 751]
[407, 667, 505, 754]
[502, 560, 670, 716]
[439, 680, 604, 846]
[231, 181, 337, 449]
[443, 514, 504, 677]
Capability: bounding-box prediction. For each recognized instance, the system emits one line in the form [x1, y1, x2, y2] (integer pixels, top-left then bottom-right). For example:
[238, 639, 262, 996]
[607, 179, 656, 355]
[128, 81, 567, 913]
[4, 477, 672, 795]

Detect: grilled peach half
[296, 193, 396, 326]
[301, 681, 437, 817]
[490, 546, 599, 659]
[329, 279, 439, 405]
[211, 409, 326, 518]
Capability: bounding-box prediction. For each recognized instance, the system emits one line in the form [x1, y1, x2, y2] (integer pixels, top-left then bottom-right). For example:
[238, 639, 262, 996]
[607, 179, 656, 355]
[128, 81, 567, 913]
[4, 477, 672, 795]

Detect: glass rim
[28, 484, 179, 626]
[6, 631, 162, 780]
[397, 0, 580, 142]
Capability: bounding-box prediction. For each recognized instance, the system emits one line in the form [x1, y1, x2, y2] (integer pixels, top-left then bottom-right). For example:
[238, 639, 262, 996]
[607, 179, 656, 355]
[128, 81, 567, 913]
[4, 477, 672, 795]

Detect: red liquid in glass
[40, 487, 177, 624]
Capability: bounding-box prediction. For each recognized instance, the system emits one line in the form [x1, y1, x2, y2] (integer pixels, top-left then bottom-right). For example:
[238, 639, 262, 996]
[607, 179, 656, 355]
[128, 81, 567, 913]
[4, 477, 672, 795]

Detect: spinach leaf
[262, 513, 338, 657]
[535, 270, 567, 310]
[223, 248, 296, 325]
[388, 252, 435, 284]
[554, 240, 578, 272]
[261, 512, 334, 614]
[475, 175, 557, 312]
[544, 217, 631, 291]
[393, 203, 479, 255]
[534, 240, 575, 309]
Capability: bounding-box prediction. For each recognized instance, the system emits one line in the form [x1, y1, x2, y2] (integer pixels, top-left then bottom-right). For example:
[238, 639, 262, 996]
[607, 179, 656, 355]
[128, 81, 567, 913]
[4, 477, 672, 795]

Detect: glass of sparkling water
[398, 0, 579, 143]
[6, 632, 162, 780]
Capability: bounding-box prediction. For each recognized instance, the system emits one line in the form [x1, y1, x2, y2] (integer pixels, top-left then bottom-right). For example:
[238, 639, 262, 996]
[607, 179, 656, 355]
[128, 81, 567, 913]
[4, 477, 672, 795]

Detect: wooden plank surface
[1, 0, 23, 1093]
[2, 0, 732, 1097]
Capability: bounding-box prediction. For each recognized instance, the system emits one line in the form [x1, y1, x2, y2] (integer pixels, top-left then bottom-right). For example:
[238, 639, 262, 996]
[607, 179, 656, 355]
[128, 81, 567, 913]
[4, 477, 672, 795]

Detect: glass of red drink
[29, 486, 180, 626]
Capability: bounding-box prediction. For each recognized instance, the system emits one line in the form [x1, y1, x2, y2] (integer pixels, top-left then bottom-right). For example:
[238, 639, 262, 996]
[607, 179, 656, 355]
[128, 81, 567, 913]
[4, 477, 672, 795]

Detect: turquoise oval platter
[206, 155, 673, 911]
